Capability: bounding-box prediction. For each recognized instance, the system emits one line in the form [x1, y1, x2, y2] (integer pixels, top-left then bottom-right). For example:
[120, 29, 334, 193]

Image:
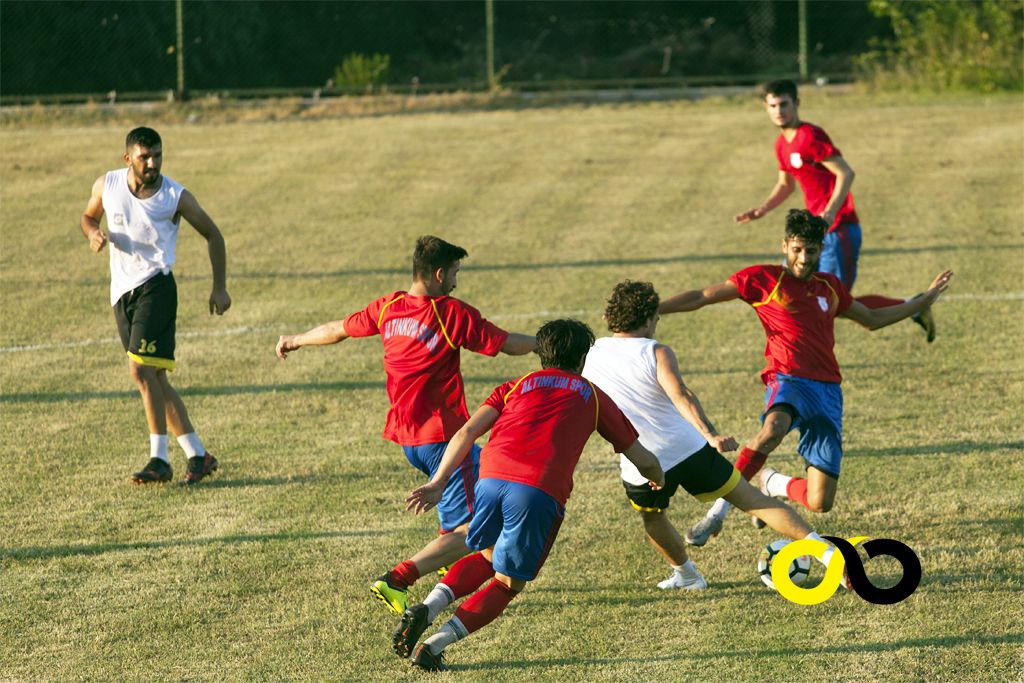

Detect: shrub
[335, 53, 390, 90]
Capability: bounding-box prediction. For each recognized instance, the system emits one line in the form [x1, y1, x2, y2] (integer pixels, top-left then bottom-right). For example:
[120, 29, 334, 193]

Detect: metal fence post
[485, 0, 495, 88]
[176, 0, 185, 100]
[798, 0, 807, 82]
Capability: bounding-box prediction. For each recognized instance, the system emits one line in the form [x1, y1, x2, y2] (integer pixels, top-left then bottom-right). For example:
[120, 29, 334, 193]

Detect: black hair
[536, 319, 595, 372]
[126, 127, 161, 151]
[784, 208, 827, 244]
[604, 280, 659, 333]
[413, 235, 468, 281]
[762, 79, 799, 101]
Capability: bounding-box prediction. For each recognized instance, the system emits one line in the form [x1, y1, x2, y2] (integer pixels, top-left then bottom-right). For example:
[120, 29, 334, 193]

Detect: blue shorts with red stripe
[467, 478, 565, 582]
[763, 372, 844, 479]
[403, 442, 480, 533]
[819, 222, 862, 289]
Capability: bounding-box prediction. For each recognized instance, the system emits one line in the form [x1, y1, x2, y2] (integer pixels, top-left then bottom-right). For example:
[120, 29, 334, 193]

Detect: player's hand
[210, 289, 231, 315]
[276, 335, 300, 360]
[89, 229, 108, 253]
[734, 207, 764, 224]
[819, 209, 837, 228]
[406, 480, 445, 514]
[921, 270, 954, 305]
[708, 435, 739, 453]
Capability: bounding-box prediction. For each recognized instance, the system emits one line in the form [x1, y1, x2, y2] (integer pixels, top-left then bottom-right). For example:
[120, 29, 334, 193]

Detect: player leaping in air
[735, 78, 938, 342]
[659, 209, 952, 545]
[276, 236, 537, 615]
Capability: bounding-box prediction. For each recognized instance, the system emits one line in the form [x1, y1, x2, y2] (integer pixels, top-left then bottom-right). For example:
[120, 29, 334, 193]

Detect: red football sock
[786, 477, 811, 510]
[388, 560, 421, 590]
[440, 552, 495, 599]
[856, 295, 904, 309]
[453, 579, 519, 634]
[735, 447, 769, 481]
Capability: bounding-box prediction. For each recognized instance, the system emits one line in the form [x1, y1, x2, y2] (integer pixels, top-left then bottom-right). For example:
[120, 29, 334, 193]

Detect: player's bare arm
[621, 440, 666, 489]
[406, 405, 500, 514]
[840, 270, 954, 330]
[276, 320, 350, 359]
[654, 345, 738, 453]
[176, 190, 231, 315]
[659, 280, 741, 314]
[818, 155, 855, 227]
[734, 170, 796, 224]
[500, 333, 538, 356]
[80, 176, 109, 253]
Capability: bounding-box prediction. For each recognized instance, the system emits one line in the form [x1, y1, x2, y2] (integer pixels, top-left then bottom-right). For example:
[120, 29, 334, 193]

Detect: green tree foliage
[335, 53, 390, 90]
[856, 0, 1024, 92]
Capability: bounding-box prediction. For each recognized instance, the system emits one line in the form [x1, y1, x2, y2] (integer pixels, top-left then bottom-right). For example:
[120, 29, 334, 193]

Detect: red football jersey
[729, 265, 853, 384]
[478, 369, 639, 506]
[775, 122, 859, 231]
[344, 292, 509, 446]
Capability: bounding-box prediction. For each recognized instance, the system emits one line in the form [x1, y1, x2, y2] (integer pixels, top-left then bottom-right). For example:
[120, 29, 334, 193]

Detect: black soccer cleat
[131, 458, 172, 484]
[393, 604, 431, 659]
[180, 452, 218, 486]
[410, 643, 448, 672]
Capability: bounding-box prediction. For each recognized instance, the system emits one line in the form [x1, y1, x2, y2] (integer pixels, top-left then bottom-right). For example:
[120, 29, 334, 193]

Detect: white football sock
[150, 434, 169, 463]
[708, 498, 732, 520]
[422, 617, 467, 654]
[766, 470, 793, 498]
[177, 432, 205, 459]
[805, 531, 836, 566]
[423, 584, 455, 623]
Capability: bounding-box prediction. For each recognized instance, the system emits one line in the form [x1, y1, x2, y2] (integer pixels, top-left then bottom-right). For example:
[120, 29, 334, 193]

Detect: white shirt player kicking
[80, 127, 230, 486]
[582, 281, 841, 590]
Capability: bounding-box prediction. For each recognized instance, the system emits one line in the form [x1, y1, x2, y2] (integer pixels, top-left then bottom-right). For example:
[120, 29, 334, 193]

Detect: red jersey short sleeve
[775, 122, 859, 230]
[343, 292, 509, 446]
[729, 265, 851, 384]
[478, 369, 638, 506]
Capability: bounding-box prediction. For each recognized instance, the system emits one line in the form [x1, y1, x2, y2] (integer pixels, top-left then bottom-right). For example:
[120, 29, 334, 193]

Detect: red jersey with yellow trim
[730, 265, 853, 384]
[343, 292, 509, 446]
[478, 369, 639, 506]
[775, 122, 859, 231]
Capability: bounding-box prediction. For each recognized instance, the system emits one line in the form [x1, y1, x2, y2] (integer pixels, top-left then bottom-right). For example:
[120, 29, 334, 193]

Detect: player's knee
[805, 494, 834, 514]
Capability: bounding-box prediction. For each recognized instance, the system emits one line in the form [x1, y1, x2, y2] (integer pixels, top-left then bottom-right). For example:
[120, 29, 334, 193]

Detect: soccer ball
[757, 539, 811, 590]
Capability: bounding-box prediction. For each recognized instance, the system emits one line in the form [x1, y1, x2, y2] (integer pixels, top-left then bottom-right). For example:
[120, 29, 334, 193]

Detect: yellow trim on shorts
[430, 299, 456, 349]
[694, 467, 741, 503]
[127, 351, 176, 371]
[628, 498, 663, 513]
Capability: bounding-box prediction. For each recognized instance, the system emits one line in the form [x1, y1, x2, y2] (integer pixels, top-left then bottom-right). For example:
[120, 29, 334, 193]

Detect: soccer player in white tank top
[80, 127, 231, 485]
[583, 281, 844, 590]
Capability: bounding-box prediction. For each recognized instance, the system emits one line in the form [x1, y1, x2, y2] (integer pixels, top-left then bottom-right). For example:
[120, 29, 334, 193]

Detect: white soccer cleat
[657, 570, 707, 590]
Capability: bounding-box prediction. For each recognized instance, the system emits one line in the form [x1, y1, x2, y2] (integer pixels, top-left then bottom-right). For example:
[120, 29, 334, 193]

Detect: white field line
[2, 292, 1021, 355]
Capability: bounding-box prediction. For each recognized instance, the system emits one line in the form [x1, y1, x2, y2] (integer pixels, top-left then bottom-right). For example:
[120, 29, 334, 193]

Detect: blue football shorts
[402, 441, 481, 533]
[466, 478, 565, 582]
[763, 372, 844, 479]
[818, 222, 862, 290]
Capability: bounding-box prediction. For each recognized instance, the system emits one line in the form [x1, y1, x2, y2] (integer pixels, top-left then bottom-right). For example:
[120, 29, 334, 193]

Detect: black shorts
[114, 271, 177, 371]
[623, 443, 741, 513]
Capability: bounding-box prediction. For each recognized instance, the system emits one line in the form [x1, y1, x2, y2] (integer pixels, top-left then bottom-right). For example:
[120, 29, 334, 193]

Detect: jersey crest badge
[790, 152, 804, 169]
[817, 295, 828, 312]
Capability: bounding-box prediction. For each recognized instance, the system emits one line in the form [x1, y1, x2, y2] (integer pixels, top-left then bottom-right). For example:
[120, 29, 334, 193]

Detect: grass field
[2, 91, 1022, 682]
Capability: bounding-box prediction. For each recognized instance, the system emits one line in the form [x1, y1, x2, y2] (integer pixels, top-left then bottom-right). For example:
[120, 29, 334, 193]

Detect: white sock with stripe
[423, 584, 455, 623]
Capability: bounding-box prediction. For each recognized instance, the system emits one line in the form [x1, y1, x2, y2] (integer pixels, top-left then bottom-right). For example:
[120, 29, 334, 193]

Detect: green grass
[2, 92, 1021, 682]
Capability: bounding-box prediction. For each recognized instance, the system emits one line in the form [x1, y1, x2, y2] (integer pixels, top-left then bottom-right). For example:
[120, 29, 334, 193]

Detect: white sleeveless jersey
[582, 336, 707, 485]
[102, 168, 185, 305]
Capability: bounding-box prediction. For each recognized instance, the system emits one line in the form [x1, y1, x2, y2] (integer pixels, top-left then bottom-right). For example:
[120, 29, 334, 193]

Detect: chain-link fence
[1, 1, 892, 103]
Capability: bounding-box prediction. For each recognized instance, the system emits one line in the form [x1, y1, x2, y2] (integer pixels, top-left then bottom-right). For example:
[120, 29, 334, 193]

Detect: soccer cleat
[410, 643, 448, 672]
[657, 570, 707, 590]
[684, 515, 723, 546]
[393, 604, 431, 658]
[131, 458, 172, 484]
[436, 566, 450, 578]
[750, 515, 767, 530]
[841, 565, 854, 591]
[911, 305, 937, 343]
[180, 452, 218, 486]
[371, 574, 409, 614]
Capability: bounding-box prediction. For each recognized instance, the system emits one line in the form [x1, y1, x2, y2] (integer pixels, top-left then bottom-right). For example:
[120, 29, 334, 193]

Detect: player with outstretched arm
[661, 209, 952, 544]
[276, 235, 536, 615]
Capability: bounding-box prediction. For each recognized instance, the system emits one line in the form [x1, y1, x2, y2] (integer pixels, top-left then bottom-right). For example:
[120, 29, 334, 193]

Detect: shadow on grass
[846, 441, 1022, 458]
[458, 632, 1021, 672]
[2, 529, 383, 561]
